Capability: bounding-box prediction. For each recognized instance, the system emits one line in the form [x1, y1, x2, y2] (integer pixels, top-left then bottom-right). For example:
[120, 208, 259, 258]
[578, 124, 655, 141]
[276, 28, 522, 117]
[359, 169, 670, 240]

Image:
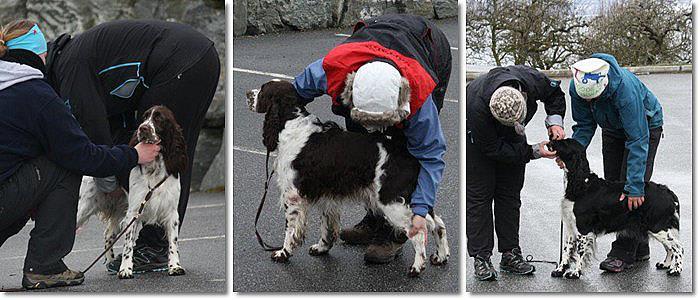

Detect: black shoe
[340, 213, 379, 245]
[22, 269, 84, 289]
[600, 257, 632, 273]
[106, 245, 169, 275]
[474, 255, 497, 281]
[635, 244, 651, 262]
[364, 242, 403, 264]
[500, 248, 535, 275]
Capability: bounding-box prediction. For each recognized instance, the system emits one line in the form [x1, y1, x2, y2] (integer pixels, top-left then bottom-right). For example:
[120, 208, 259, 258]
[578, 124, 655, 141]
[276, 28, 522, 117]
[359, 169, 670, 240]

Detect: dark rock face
[3, 0, 226, 191]
[235, 0, 457, 36]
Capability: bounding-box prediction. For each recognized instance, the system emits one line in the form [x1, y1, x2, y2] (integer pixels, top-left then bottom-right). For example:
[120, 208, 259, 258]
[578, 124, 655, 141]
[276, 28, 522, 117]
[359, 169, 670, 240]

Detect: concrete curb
[467, 64, 692, 81]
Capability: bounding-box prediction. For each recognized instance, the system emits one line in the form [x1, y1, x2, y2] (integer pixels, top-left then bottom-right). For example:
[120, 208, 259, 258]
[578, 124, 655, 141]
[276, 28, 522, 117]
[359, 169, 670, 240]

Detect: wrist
[531, 144, 542, 159]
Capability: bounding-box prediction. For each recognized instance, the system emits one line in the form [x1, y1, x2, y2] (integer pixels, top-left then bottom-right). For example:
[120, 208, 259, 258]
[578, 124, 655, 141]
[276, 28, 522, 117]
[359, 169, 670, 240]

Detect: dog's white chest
[128, 161, 181, 226]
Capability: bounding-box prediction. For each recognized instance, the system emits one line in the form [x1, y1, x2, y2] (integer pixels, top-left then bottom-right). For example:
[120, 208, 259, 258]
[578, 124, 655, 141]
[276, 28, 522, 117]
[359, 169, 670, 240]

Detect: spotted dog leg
[117, 216, 142, 279]
[553, 199, 579, 277]
[309, 207, 340, 256]
[565, 232, 596, 279]
[271, 192, 308, 263]
[552, 234, 578, 277]
[650, 228, 683, 276]
[166, 217, 186, 276]
[407, 215, 434, 277]
[104, 218, 120, 264]
[428, 213, 450, 266]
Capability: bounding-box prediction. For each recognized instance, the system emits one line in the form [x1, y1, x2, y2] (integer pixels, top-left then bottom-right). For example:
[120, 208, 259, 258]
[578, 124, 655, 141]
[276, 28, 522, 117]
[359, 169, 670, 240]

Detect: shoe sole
[600, 263, 633, 273]
[475, 272, 497, 281]
[22, 277, 84, 290]
[500, 265, 535, 275]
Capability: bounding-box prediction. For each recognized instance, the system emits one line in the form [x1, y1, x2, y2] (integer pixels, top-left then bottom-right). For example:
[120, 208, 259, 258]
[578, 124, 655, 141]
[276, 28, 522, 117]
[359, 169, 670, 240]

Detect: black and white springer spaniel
[246, 80, 450, 276]
[76, 105, 188, 279]
[548, 139, 682, 279]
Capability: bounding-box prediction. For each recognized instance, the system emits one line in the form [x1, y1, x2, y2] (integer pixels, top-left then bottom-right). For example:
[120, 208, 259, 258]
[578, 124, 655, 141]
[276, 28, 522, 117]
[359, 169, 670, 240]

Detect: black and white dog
[246, 80, 449, 276]
[76, 105, 188, 279]
[548, 139, 682, 279]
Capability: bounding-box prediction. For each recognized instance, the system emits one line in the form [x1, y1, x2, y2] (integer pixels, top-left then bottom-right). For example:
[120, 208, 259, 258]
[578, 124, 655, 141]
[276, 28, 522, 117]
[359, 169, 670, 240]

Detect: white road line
[334, 33, 458, 50]
[0, 235, 226, 261]
[234, 145, 275, 156]
[233, 67, 294, 79]
[189, 203, 226, 209]
[209, 279, 226, 282]
[234, 68, 459, 104]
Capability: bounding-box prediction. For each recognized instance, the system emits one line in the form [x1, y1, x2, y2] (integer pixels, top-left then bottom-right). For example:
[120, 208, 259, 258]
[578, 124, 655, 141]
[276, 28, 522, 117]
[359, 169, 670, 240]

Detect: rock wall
[234, 0, 457, 36]
[1, 0, 226, 192]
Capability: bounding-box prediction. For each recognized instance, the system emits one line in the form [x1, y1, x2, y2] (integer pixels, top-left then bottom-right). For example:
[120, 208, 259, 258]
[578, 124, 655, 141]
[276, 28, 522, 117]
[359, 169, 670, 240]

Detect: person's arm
[293, 58, 328, 105]
[403, 96, 446, 217]
[36, 94, 138, 178]
[617, 91, 650, 197]
[570, 81, 598, 148]
[523, 67, 566, 128]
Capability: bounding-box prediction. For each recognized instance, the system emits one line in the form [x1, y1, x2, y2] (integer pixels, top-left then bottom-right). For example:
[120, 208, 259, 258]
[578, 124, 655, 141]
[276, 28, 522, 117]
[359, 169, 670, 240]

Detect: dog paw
[308, 244, 329, 256]
[551, 264, 569, 277]
[408, 265, 425, 277]
[117, 269, 133, 279]
[656, 262, 671, 269]
[564, 269, 581, 279]
[667, 268, 682, 276]
[271, 250, 290, 263]
[430, 253, 449, 266]
[168, 266, 186, 276]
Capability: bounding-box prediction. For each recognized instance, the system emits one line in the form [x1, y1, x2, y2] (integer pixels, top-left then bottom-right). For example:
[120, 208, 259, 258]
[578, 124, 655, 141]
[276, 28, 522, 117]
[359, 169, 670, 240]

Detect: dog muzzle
[246, 89, 260, 113]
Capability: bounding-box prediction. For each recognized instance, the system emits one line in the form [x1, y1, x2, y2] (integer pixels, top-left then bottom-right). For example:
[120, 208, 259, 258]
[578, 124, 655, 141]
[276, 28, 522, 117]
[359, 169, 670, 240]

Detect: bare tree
[578, 0, 692, 66]
[466, 0, 587, 69]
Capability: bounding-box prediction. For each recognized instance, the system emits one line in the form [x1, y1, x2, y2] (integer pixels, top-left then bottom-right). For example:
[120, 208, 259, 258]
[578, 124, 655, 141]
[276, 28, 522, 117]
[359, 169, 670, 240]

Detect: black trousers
[466, 133, 526, 258]
[0, 157, 81, 274]
[604, 127, 663, 263]
[113, 46, 220, 248]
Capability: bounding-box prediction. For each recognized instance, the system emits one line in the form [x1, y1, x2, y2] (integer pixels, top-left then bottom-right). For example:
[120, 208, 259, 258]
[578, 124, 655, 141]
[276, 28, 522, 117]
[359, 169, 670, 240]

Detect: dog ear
[162, 114, 188, 177]
[262, 101, 282, 152]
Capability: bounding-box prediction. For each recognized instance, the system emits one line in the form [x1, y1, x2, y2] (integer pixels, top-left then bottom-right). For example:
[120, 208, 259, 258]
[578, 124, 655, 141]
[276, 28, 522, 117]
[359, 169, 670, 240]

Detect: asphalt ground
[466, 73, 693, 293]
[0, 192, 226, 293]
[233, 18, 461, 292]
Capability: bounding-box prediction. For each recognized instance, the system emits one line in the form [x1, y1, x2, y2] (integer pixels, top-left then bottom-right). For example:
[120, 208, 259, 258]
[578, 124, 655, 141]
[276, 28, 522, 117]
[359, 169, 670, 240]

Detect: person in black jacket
[466, 65, 566, 281]
[0, 19, 160, 289]
[39, 19, 220, 274]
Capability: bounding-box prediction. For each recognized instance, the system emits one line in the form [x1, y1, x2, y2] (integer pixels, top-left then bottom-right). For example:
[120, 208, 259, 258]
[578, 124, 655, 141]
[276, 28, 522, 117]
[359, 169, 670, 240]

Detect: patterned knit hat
[489, 86, 527, 135]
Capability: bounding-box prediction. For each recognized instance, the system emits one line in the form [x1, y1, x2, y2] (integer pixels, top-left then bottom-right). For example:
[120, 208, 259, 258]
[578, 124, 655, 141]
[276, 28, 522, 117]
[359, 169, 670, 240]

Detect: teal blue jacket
[570, 53, 664, 197]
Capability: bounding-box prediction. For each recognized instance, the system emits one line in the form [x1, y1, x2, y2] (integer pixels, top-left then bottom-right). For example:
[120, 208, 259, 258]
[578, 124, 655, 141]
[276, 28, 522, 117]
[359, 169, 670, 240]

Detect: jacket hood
[590, 53, 624, 98]
[0, 60, 43, 91]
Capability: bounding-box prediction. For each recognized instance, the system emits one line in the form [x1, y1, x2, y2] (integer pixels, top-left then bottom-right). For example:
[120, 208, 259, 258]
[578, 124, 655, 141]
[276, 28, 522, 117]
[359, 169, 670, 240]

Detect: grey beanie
[489, 86, 527, 135]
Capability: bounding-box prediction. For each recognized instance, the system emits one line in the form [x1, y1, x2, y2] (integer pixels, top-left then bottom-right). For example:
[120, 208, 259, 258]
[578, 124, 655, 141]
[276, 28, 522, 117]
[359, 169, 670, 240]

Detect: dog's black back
[549, 139, 680, 236]
[292, 124, 420, 205]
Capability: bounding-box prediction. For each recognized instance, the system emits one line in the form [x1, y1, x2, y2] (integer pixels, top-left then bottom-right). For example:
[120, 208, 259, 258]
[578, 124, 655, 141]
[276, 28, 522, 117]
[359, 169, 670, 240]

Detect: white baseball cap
[571, 58, 610, 99]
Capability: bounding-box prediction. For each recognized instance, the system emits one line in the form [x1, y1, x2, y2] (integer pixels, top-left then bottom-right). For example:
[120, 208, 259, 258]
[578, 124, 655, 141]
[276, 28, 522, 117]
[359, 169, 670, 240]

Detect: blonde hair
[0, 19, 37, 58]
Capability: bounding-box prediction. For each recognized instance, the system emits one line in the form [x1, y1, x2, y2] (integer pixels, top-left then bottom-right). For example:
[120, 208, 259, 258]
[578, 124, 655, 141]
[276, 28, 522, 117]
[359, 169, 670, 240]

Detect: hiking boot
[474, 255, 497, 281]
[107, 245, 168, 274]
[600, 257, 632, 273]
[22, 269, 84, 289]
[364, 242, 403, 264]
[340, 213, 379, 245]
[500, 248, 535, 275]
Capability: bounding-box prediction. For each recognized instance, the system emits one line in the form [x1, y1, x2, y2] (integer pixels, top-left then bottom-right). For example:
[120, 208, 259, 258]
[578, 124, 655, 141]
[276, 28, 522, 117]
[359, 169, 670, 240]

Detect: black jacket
[466, 65, 566, 165]
[45, 19, 214, 146]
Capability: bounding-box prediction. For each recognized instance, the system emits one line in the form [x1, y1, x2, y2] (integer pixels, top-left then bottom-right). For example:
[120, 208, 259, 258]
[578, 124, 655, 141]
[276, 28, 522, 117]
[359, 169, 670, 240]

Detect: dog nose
[246, 89, 260, 112]
[139, 124, 150, 133]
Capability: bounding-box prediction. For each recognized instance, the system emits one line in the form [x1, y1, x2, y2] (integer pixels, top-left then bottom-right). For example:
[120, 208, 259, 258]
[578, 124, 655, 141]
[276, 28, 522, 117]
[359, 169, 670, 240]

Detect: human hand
[408, 215, 428, 245]
[548, 125, 566, 140]
[135, 142, 161, 164]
[539, 141, 557, 159]
[620, 194, 645, 211]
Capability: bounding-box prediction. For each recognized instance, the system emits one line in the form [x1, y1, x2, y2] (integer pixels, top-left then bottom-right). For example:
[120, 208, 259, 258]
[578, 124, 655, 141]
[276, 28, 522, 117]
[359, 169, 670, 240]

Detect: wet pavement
[466, 73, 693, 293]
[0, 192, 226, 293]
[233, 18, 461, 292]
